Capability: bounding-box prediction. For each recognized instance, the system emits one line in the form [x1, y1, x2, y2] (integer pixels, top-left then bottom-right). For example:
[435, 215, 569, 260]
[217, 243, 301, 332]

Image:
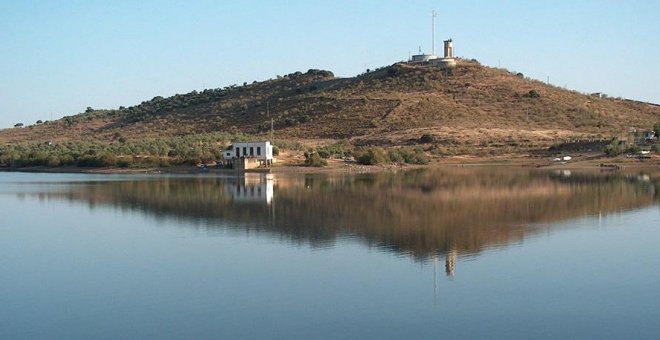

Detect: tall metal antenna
[432, 10, 437, 56]
[267, 101, 273, 140]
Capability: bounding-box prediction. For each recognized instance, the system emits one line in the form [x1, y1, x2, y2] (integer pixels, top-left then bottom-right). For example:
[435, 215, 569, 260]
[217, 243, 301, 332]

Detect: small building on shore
[222, 141, 274, 170]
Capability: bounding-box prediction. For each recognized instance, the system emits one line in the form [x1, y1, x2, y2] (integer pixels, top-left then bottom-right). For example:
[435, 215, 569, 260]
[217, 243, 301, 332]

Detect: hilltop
[1, 59, 659, 165]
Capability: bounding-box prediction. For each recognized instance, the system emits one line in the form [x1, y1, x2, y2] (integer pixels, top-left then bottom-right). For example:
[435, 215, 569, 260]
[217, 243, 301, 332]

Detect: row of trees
[0, 132, 250, 168]
[302, 143, 430, 167]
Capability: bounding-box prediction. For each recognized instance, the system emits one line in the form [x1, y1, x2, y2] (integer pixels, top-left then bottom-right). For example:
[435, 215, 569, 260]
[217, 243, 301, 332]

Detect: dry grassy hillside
[2, 60, 658, 154]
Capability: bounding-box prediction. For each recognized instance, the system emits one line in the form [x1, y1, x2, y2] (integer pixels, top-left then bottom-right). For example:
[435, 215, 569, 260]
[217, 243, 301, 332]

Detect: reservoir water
[1, 168, 659, 339]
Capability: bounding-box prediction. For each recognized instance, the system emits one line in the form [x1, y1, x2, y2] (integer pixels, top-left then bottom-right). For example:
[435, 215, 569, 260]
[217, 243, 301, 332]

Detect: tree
[654, 122, 660, 138]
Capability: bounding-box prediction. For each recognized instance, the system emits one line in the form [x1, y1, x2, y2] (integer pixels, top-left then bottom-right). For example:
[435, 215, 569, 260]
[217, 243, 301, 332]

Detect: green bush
[401, 147, 429, 164]
[304, 151, 327, 167]
[387, 149, 404, 163]
[317, 149, 331, 159]
[603, 139, 626, 156]
[356, 147, 388, 165]
[317, 142, 353, 159]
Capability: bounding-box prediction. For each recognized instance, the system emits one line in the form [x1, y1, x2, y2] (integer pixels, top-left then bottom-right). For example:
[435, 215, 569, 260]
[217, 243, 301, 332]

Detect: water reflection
[15, 168, 659, 268]
[224, 175, 273, 204]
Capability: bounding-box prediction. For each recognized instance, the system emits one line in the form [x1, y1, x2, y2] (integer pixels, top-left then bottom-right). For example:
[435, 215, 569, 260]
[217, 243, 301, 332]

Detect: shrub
[603, 139, 626, 156]
[420, 134, 435, 144]
[317, 149, 331, 159]
[317, 142, 353, 159]
[387, 149, 404, 163]
[304, 151, 327, 167]
[526, 90, 541, 98]
[400, 147, 429, 164]
[356, 147, 388, 165]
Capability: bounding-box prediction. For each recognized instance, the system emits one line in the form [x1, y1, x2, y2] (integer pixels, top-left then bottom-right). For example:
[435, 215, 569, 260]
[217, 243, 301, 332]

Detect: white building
[410, 53, 439, 63]
[223, 141, 274, 169]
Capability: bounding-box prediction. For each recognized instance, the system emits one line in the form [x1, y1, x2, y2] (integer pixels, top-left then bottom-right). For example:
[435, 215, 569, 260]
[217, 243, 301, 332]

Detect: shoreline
[1, 153, 658, 175]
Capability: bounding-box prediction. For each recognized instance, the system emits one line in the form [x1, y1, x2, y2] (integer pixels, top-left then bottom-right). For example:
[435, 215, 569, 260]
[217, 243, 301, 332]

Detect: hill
[1, 59, 659, 165]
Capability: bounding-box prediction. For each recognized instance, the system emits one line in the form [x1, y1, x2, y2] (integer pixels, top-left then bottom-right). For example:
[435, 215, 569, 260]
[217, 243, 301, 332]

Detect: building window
[243, 147, 247, 156]
[257, 147, 261, 156]
[250, 147, 254, 156]
[235, 147, 240, 157]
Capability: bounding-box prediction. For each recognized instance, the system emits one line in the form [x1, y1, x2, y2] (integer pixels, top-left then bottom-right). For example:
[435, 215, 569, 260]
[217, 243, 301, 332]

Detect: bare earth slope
[2, 60, 658, 153]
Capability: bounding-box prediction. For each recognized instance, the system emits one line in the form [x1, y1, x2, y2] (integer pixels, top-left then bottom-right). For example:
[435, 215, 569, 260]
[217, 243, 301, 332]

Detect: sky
[1, 0, 659, 128]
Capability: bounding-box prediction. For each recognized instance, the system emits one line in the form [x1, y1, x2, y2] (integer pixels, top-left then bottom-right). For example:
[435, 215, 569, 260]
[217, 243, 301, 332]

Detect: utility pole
[431, 10, 437, 55]
[267, 101, 274, 141]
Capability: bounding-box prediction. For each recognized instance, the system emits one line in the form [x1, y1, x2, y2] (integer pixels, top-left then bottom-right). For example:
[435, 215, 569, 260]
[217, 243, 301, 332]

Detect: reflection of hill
[41, 169, 657, 260]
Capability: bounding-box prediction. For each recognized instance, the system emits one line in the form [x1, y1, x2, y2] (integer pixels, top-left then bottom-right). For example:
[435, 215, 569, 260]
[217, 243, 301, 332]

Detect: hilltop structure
[408, 11, 456, 69]
[431, 39, 457, 68]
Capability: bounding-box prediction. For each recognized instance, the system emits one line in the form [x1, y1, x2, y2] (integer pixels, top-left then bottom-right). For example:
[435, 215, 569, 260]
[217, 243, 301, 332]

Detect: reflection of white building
[224, 174, 273, 204]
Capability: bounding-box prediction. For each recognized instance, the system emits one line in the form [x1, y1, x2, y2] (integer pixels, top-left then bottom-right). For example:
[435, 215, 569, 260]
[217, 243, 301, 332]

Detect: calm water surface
[1, 168, 659, 339]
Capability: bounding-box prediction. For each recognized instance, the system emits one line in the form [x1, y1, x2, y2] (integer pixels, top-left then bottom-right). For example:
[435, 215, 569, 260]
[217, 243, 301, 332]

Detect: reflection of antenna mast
[433, 256, 438, 306]
[432, 10, 437, 56]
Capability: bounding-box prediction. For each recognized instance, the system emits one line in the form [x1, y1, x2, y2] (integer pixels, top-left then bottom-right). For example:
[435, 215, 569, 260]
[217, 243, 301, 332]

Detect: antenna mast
[267, 101, 274, 140]
[432, 10, 437, 56]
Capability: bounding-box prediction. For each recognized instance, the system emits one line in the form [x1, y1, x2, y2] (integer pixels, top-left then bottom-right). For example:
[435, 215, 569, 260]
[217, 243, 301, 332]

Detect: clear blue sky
[1, 0, 659, 128]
